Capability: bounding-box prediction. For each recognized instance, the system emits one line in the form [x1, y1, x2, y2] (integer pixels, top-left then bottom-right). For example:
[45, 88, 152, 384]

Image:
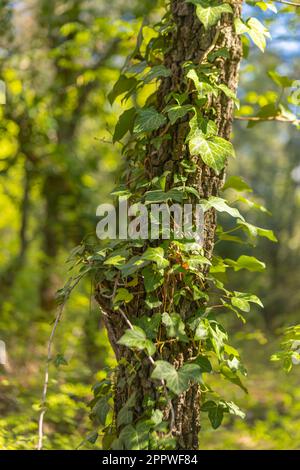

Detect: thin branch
[37, 274, 84, 450]
[272, 0, 300, 7]
[235, 115, 299, 124]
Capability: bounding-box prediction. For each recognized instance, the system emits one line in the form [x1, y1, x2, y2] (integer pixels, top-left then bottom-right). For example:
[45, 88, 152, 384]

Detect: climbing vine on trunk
[59, 0, 285, 450]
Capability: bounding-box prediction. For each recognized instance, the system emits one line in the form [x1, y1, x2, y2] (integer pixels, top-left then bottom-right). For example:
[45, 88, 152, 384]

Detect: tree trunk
[96, 0, 243, 449]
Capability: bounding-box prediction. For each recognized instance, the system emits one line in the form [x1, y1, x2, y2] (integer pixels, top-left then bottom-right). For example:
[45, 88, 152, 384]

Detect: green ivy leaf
[134, 107, 167, 133]
[268, 70, 294, 88]
[222, 400, 246, 419]
[108, 75, 138, 104]
[162, 312, 189, 343]
[231, 296, 250, 313]
[165, 104, 194, 125]
[226, 255, 266, 272]
[54, 353, 68, 368]
[151, 360, 202, 395]
[92, 396, 110, 426]
[220, 364, 248, 393]
[113, 288, 134, 305]
[255, 1, 277, 13]
[188, 0, 233, 30]
[223, 175, 252, 192]
[118, 326, 156, 356]
[237, 219, 277, 242]
[217, 83, 240, 109]
[117, 395, 135, 427]
[113, 107, 136, 143]
[119, 422, 149, 450]
[142, 266, 164, 293]
[233, 291, 263, 308]
[186, 69, 217, 97]
[189, 131, 235, 174]
[235, 17, 270, 52]
[144, 188, 184, 204]
[134, 314, 162, 340]
[193, 355, 212, 373]
[142, 247, 169, 269]
[201, 401, 224, 429]
[202, 196, 244, 220]
[142, 65, 171, 84]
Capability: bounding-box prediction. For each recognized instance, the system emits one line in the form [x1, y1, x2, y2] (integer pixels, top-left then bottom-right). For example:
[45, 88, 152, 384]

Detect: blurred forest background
[0, 0, 299, 450]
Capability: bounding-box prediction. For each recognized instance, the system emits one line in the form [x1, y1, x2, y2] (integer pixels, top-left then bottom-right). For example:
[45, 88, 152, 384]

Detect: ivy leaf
[189, 317, 210, 341]
[134, 313, 162, 340]
[145, 294, 162, 309]
[166, 104, 194, 125]
[217, 83, 240, 109]
[202, 196, 244, 220]
[202, 400, 245, 428]
[142, 266, 164, 293]
[237, 219, 277, 242]
[201, 401, 224, 429]
[208, 405, 224, 429]
[187, 0, 233, 30]
[126, 61, 148, 75]
[247, 17, 271, 52]
[162, 312, 189, 343]
[179, 363, 203, 385]
[220, 364, 248, 393]
[226, 255, 266, 272]
[142, 65, 171, 84]
[117, 395, 135, 427]
[234, 17, 250, 35]
[113, 107, 136, 143]
[255, 1, 277, 13]
[209, 322, 228, 358]
[119, 422, 149, 450]
[151, 360, 202, 395]
[54, 353, 68, 368]
[268, 70, 293, 88]
[223, 175, 252, 192]
[134, 107, 167, 133]
[118, 326, 156, 356]
[186, 254, 211, 270]
[233, 291, 263, 308]
[237, 195, 270, 214]
[186, 69, 217, 97]
[189, 131, 235, 174]
[222, 400, 246, 419]
[208, 47, 230, 62]
[119, 255, 147, 277]
[113, 288, 134, 305]
[142, 247, 169, 269]
[108, 75, 138, 105]
[234, 17, 270, 52]
[193, 355, 212, 373]
[92, 396, 110, 426]
[144, 188, 184, 204]
[231, 296, 250, 313]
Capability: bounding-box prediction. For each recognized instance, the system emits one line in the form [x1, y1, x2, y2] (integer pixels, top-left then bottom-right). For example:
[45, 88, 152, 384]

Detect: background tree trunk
[96, 0, 243, 449]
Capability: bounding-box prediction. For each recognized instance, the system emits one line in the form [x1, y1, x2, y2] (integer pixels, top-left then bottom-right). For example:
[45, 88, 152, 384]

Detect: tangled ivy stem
[93, 0, 246, 450]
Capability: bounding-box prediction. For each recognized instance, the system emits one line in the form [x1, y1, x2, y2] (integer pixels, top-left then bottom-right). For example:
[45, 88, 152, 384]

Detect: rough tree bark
[96, 0, 243, 449]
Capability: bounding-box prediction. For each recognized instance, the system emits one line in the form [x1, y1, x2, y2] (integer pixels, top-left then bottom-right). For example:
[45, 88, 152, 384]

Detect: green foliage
[271, 326, 300, 373]
[151, 361, 202, 395]
[118, 326, 156, 356]
[187, 0, 233, 30]
[1, 0, 299, 453]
